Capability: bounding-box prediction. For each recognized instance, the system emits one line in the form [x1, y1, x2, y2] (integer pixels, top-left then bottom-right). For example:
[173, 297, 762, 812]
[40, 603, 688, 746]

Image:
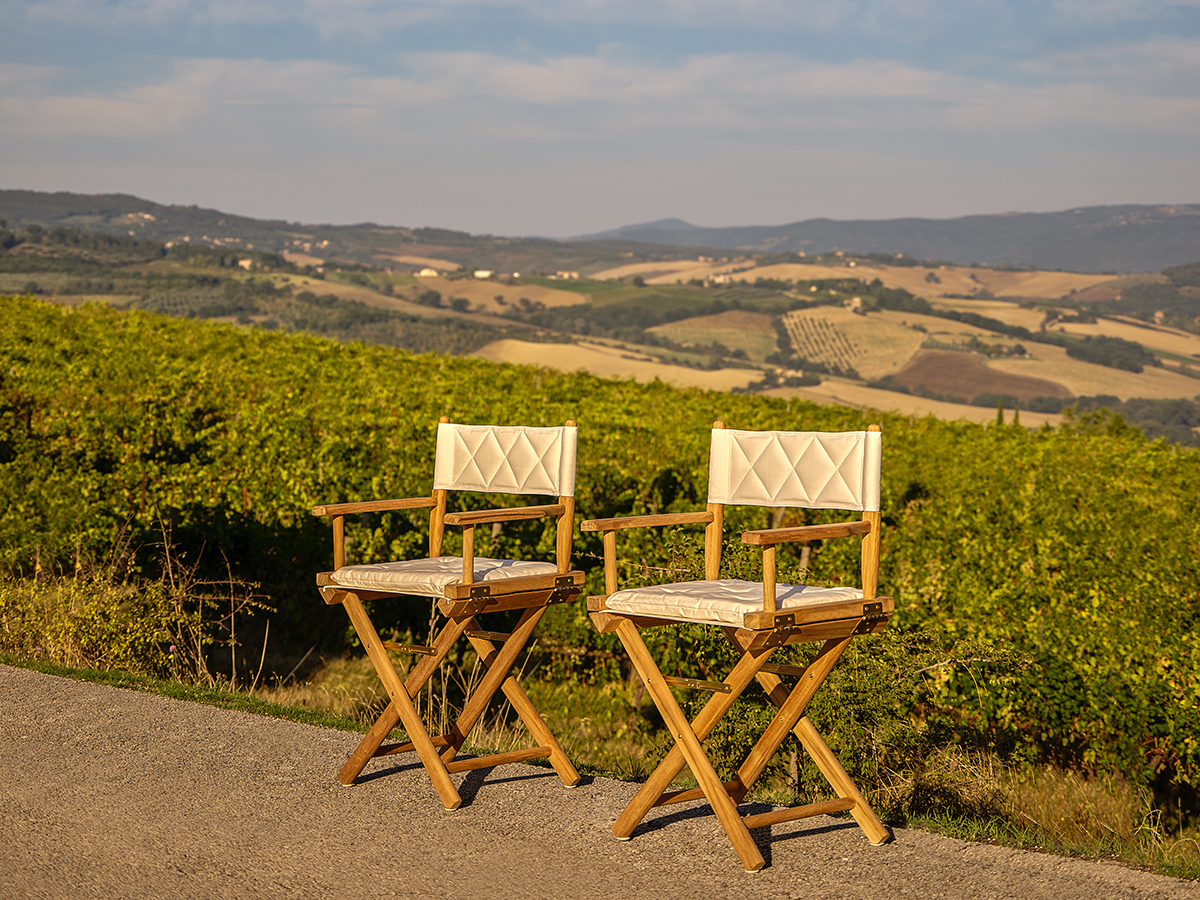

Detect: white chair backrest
[707, 427, 881, 512]
[433, 423, 577, 497]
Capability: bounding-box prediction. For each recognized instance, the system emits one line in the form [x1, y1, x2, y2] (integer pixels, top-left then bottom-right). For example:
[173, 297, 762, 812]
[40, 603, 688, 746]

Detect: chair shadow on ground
[350, 755, 594, 807]
[628, 798, 862, 867]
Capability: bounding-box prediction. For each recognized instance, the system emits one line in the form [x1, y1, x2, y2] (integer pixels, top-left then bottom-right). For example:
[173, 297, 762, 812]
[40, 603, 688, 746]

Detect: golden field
[408, 275, 586, 314]
[760, 379, 1064, 427]
[781, 307, 926, 381]
[989, 342, 1200, 400]
[647, 310, 778, 361]
[471, 339, 760, 391]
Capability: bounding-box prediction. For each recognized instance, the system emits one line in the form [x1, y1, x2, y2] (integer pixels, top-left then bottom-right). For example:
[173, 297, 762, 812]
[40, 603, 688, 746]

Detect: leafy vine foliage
[1, 296, 1197, 808]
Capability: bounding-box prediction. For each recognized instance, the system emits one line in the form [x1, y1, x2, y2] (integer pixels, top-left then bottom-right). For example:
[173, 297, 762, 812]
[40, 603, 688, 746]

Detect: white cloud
[0, 0, 1005, 36]
[4, 48, 1199, 141]
[3, 44, 1197, 233]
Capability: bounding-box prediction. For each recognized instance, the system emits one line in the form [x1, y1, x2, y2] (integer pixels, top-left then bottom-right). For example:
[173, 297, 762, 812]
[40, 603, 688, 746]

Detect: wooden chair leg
[341, 595, 463, 810]
[611, 639, 774, 839]
[795, 717, 892, 845]
[338, 614, 473, 785]
[437, 606, 543, 763]
[467, 629, 582, 787]
[616, 619, 766, 872]
[732, 636, 850, 795]
[744, 636, 893, 846]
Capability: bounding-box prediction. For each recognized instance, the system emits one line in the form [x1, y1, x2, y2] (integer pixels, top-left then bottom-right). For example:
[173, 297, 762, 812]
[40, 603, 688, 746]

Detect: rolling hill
[576, 205, 1200, 274]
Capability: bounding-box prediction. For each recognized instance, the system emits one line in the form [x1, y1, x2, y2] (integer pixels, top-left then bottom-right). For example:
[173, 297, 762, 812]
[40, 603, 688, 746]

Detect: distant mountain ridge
[574, 205, 1200, 273]
[2, 189, 1198, 274]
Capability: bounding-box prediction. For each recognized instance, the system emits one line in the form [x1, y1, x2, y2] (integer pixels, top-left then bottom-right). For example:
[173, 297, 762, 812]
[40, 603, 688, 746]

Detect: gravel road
[1, 664, 1195, 900]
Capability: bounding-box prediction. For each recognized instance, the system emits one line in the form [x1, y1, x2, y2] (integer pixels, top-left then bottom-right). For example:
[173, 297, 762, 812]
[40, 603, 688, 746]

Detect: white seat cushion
[331, 556, 558, 597]
[605, 579, 864, 626]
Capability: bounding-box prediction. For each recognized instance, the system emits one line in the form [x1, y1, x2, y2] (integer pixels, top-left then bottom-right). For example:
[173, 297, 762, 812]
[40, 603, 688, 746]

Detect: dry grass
[1053, 318, 1200, 360]
[925, 298, 1049, 332]
[471, 338, 760, 391]
[759, 381, 1064, 426]
[880, 748, 1200, 878]
[990, 342, 1200, 400]
[647, 310, 778, 361]
[781, 307, 925, 380]
[280, 250, 325, 267]
[256, 655, 391, 724]
[872, 308, 1028, 341]
[407, 275, 586, 313]
[377, 253, 461, 271]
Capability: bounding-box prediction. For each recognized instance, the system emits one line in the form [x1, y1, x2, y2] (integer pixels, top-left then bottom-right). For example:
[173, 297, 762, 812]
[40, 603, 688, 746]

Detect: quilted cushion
[331, 556, 558, 597]
[433, 423, 576, 497]
[605, 579, 864, 626]
[708, 427, 881, 511]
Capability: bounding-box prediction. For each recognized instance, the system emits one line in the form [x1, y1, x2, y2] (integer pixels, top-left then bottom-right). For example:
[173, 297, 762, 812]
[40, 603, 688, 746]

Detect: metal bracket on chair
[470, 584, 491, 599]
[547, 575, 581, 606]
[854, 601, 889, 634]
[663, 676, 732, 694]
[381, 640, 437, 656]
[772, 613, 796, 633]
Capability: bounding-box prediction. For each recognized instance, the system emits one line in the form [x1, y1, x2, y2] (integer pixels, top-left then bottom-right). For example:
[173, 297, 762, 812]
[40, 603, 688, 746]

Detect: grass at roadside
[0, 650, 367, 733]
[4, 648, 1197, 880]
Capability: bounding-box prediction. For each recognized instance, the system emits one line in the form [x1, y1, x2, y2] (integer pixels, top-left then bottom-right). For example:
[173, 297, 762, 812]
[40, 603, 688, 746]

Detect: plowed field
[890, 350, 1071, 402]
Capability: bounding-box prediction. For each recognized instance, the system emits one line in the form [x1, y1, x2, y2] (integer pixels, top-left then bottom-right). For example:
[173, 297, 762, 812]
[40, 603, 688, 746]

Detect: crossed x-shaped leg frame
[319, 575, 583, 809]
[590, 609, 893, 872]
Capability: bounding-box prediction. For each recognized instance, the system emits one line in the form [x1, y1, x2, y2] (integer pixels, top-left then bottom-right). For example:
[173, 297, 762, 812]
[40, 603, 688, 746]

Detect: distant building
[474, 270, 494, 279]
[238, 259, 254, 270]
[417, 268, 440, 277]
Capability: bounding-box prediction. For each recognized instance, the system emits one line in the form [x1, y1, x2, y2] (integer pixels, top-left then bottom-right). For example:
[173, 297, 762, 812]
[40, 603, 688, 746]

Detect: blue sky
[1, 1, 1198, 235]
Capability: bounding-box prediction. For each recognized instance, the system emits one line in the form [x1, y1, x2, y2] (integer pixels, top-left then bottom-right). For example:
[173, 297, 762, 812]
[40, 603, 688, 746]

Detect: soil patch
[891, 350, 1070, 402]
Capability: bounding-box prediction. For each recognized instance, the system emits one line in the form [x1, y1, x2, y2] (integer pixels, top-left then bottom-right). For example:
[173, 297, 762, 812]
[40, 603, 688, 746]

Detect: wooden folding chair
[583, 420, 893, 871]
[312, 417, 584, 809]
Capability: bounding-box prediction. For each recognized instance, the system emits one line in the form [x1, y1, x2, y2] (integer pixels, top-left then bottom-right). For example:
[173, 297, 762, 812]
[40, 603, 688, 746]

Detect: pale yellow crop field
[879, 266, 1114, 300]
[759, 379, 1063, 427]
[273, 274, 416, 310]
[870, 309, 1015, 341]
[281, 250, 325, 267]
[472, 339, 760, 391]
[647, 310, 777, 360]
[409, 276, 587, 313]
[1050, 319, 1200, 360]
[748, 263, 894, 285]
[781, 307, 925, 380]
[925, 298, 1049, 331]
[988, 342, 1200, 400]
[379, 254, 462, 271]
[596, 257, 1120, 300]
[589, 260, 729, 281]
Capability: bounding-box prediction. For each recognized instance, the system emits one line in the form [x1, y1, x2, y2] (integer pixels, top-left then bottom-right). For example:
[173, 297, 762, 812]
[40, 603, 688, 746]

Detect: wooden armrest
[741, 520, 871, 545]
[311, 496, 437, 517]
[443, 504, 566, 526]
[581, 511, 714, 532]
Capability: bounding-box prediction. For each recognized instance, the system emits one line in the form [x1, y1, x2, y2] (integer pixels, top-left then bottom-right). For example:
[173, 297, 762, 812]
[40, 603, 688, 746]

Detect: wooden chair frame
[313, 417, 583, 810]
[583, 421, 893, 871]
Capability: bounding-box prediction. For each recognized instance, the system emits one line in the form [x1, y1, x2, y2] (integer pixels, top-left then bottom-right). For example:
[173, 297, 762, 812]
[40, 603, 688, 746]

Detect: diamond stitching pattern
[444, 426, 564, 494]
[720, 430, 867, 510]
